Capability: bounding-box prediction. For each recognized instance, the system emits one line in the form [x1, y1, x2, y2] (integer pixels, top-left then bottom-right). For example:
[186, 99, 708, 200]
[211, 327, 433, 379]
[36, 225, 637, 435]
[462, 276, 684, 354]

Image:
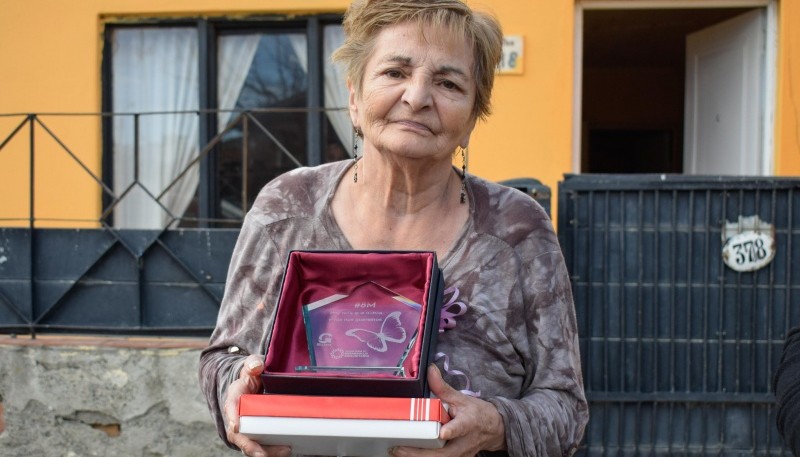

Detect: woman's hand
[391, 364, 507, 457]
[223, 354, 292, 457]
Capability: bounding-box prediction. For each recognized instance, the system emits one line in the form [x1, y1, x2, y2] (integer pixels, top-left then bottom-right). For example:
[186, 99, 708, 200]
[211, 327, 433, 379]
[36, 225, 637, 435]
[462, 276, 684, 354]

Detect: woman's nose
[401, 75, 432, 110]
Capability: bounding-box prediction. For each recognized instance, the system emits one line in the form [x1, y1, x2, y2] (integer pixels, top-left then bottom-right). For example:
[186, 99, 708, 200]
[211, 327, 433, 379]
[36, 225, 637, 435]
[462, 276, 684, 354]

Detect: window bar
[764, 189, 776, 455]
[586, 189, 595, 395]
[586, 189, 607, 457]
[701, 189, 712, 456]
[602, 190, 610, 395]
[686, 189, 695, 393]
[785, 187, 794, 370]
[647, 191, 658, 457]
[748, 192, 756, 455]
[667, 189, 677, 457]
[616, 190, 626, 455]
[198, 19, 215, 226]
[133, 113, 140, 184]
[28, 114, 36, 338]
[750, 188, 760, 398]
[718, 402, 727, 457]
[669, 189, 677, 395]
[634, 189, 644, 456]
[735, 189, 744, 395]
[766, 187, 777, 395]
[684, 189, 695, 455]
[778, 187, 794, 457]
[618, 190, 626, 392]
[242, 113, 249, 213]
[133, 112, 144, 328]
[652, 188, 660, 396]
[307, 17, 322, 167]
[602, 190, 612, 457]
[716, 191, 729, 457]
[28, 114, 35, 229]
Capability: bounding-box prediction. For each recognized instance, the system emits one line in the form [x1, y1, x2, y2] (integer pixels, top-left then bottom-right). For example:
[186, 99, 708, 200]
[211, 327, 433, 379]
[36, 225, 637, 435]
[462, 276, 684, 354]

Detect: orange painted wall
[1, 0, 799, 228]
[775, 0, 800, 176]
[468, 1, 576, 211]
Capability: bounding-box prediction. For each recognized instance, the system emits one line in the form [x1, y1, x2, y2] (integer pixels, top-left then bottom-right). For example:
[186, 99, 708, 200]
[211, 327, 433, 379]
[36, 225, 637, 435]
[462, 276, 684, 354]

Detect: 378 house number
[722, 231, 775, 272]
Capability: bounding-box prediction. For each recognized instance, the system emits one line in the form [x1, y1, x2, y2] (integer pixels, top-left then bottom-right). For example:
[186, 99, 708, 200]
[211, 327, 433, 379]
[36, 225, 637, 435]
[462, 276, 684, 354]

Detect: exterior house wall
[0, 0, 578, 225]
[2, 1, 799, 224]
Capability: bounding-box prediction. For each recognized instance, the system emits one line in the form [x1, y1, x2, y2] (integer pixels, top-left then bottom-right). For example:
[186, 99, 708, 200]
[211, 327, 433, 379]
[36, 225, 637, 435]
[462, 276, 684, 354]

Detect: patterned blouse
[199, 160, 589, 457]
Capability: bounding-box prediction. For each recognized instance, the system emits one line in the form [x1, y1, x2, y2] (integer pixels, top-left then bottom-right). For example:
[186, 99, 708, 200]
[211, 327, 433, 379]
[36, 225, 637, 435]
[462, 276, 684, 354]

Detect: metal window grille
[558, 174, 797, 457]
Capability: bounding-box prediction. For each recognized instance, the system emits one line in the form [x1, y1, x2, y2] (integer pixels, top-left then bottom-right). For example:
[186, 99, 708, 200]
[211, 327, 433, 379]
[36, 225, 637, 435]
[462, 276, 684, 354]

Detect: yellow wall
[467, 1, 575, 208]
[2, 0, 799, 227]
[775, 0, 800, 176]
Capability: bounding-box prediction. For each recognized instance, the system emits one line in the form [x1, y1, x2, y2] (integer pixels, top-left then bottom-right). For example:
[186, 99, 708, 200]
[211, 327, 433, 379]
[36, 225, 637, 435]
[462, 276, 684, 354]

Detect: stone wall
[0, 336, 232, 457]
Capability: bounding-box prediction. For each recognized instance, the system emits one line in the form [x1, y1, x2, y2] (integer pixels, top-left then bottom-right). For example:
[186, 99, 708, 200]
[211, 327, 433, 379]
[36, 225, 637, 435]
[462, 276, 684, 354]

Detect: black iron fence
[0, 110, 312, 335]
[559, 174, 796, 456]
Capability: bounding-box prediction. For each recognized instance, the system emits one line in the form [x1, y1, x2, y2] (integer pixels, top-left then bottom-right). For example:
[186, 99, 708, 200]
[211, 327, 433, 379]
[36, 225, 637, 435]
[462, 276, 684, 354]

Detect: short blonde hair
[332, 0, 503, 121]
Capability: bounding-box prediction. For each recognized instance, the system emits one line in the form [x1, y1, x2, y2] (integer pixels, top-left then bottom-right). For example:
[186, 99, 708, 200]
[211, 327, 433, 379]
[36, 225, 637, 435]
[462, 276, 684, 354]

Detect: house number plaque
[722, 228, 775, 272]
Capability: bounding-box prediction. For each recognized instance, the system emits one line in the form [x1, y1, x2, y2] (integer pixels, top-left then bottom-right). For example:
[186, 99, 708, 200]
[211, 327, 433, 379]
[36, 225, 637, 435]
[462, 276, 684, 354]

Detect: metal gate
[0, 228, 238, 335]
[558, 174, 797, 456]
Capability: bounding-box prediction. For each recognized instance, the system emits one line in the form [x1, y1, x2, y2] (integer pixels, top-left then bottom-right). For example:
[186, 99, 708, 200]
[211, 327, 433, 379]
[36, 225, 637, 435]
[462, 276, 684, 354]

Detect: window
[103, 16, 349, 229]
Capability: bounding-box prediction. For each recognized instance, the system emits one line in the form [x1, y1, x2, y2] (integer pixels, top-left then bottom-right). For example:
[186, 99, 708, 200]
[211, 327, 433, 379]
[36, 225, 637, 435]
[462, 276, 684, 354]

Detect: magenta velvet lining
[264, 251, 434, 380]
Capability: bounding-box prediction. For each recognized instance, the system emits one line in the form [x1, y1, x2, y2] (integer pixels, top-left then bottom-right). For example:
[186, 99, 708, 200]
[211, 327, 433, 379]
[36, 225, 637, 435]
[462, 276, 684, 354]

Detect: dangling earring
[460, 147, 467, 204]
[353, 127, 362, 183]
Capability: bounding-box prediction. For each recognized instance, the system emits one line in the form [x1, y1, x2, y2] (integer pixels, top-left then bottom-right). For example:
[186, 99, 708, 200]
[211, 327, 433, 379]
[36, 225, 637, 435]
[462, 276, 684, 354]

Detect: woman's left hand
[391, 364, 506, 457]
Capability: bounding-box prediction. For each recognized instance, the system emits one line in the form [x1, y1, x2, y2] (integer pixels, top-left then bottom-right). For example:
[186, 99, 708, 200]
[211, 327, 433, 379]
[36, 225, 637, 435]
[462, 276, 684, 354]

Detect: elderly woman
[199, 0, 588, 456]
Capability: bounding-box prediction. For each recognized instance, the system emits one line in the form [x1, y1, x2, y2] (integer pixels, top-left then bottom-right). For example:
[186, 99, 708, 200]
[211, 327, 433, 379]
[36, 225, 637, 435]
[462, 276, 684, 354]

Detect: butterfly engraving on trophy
[345, 311, 408, 353]
[299, 281, 422, 376]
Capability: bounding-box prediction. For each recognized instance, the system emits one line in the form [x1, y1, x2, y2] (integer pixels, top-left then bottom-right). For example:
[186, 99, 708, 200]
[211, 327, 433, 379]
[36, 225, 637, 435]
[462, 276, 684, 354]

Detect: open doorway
[579, 6, 766, 174]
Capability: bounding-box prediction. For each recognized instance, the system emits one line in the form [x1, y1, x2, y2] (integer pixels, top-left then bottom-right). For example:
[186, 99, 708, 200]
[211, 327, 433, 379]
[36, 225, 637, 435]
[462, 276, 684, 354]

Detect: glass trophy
[299, 281, 422, 377]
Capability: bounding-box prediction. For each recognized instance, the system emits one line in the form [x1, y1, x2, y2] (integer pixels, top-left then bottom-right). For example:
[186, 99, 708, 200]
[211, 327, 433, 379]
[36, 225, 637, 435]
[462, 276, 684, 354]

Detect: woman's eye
[441, 80, 459, 90]
[385, 70, 403, 78]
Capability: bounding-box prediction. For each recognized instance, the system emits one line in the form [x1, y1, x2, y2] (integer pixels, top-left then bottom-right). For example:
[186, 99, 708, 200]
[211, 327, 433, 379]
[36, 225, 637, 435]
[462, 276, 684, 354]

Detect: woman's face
[349, 22, 477, 163]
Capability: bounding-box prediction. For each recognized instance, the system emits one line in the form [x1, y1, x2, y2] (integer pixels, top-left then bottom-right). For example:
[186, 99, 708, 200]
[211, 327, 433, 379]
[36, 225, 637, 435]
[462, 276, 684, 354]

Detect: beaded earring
[460, 147, 468, 204]
[353, 128, 362, 183]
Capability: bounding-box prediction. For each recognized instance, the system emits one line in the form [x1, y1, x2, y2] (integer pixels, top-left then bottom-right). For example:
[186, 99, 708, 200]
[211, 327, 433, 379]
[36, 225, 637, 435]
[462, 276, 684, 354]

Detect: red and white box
[239, 394, 450, 456]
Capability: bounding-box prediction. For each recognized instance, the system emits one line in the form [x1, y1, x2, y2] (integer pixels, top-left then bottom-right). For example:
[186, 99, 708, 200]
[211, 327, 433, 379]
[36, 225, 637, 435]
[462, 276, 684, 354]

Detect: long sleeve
[775, 326, 800, 456]
[434, 178, 589, 457]
[486, 249, 588, 457]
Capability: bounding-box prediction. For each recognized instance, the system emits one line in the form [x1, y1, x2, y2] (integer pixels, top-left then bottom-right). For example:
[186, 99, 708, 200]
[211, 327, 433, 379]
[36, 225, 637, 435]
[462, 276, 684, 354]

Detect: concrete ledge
[0, 336, 230, 457]
[0, 334, 209, 349]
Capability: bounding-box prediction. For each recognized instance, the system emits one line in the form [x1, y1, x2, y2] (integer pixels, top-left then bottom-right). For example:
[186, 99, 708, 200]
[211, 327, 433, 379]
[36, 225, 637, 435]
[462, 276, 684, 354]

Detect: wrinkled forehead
[367, 20, 475, 69]
[405, 18, 473, 54]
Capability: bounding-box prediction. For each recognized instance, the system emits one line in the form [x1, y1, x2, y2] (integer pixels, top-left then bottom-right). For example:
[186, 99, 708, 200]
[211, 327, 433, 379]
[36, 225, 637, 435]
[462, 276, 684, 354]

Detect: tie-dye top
[199, 160, 588, 457]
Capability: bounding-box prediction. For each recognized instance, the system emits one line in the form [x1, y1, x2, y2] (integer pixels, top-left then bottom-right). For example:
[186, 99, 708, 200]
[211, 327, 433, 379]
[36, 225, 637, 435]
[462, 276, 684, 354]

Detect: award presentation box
[261, 250, 445, 398]
[239, 394, 449, 456]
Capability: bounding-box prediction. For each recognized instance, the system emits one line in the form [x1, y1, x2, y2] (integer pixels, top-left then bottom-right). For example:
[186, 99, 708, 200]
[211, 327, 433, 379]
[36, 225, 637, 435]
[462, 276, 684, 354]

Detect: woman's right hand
[223, 354, 292, 457]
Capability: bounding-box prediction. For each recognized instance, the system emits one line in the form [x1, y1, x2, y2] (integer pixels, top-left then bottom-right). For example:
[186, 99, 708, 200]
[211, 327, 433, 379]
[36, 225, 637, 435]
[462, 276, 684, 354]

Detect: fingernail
[247, 359, 262, 370]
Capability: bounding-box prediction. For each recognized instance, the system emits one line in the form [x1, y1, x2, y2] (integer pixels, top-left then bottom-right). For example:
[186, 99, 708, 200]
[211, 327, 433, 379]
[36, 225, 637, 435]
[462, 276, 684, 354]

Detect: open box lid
[262, 250, 444, 398]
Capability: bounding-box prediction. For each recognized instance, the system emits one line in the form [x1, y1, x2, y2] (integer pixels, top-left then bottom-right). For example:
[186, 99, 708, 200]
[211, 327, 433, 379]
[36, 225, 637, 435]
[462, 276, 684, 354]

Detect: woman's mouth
[393, 120, 433, 134]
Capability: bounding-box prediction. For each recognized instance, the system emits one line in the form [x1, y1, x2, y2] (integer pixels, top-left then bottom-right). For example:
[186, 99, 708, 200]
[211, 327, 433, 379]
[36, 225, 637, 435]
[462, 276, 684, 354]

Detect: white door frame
[572, 0, 778, 175]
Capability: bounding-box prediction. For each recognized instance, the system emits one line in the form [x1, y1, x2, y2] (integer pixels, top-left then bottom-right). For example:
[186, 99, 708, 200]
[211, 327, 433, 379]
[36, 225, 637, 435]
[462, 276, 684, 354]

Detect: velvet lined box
[261, 250, 444, 398]
[239, 394, 449, 456]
